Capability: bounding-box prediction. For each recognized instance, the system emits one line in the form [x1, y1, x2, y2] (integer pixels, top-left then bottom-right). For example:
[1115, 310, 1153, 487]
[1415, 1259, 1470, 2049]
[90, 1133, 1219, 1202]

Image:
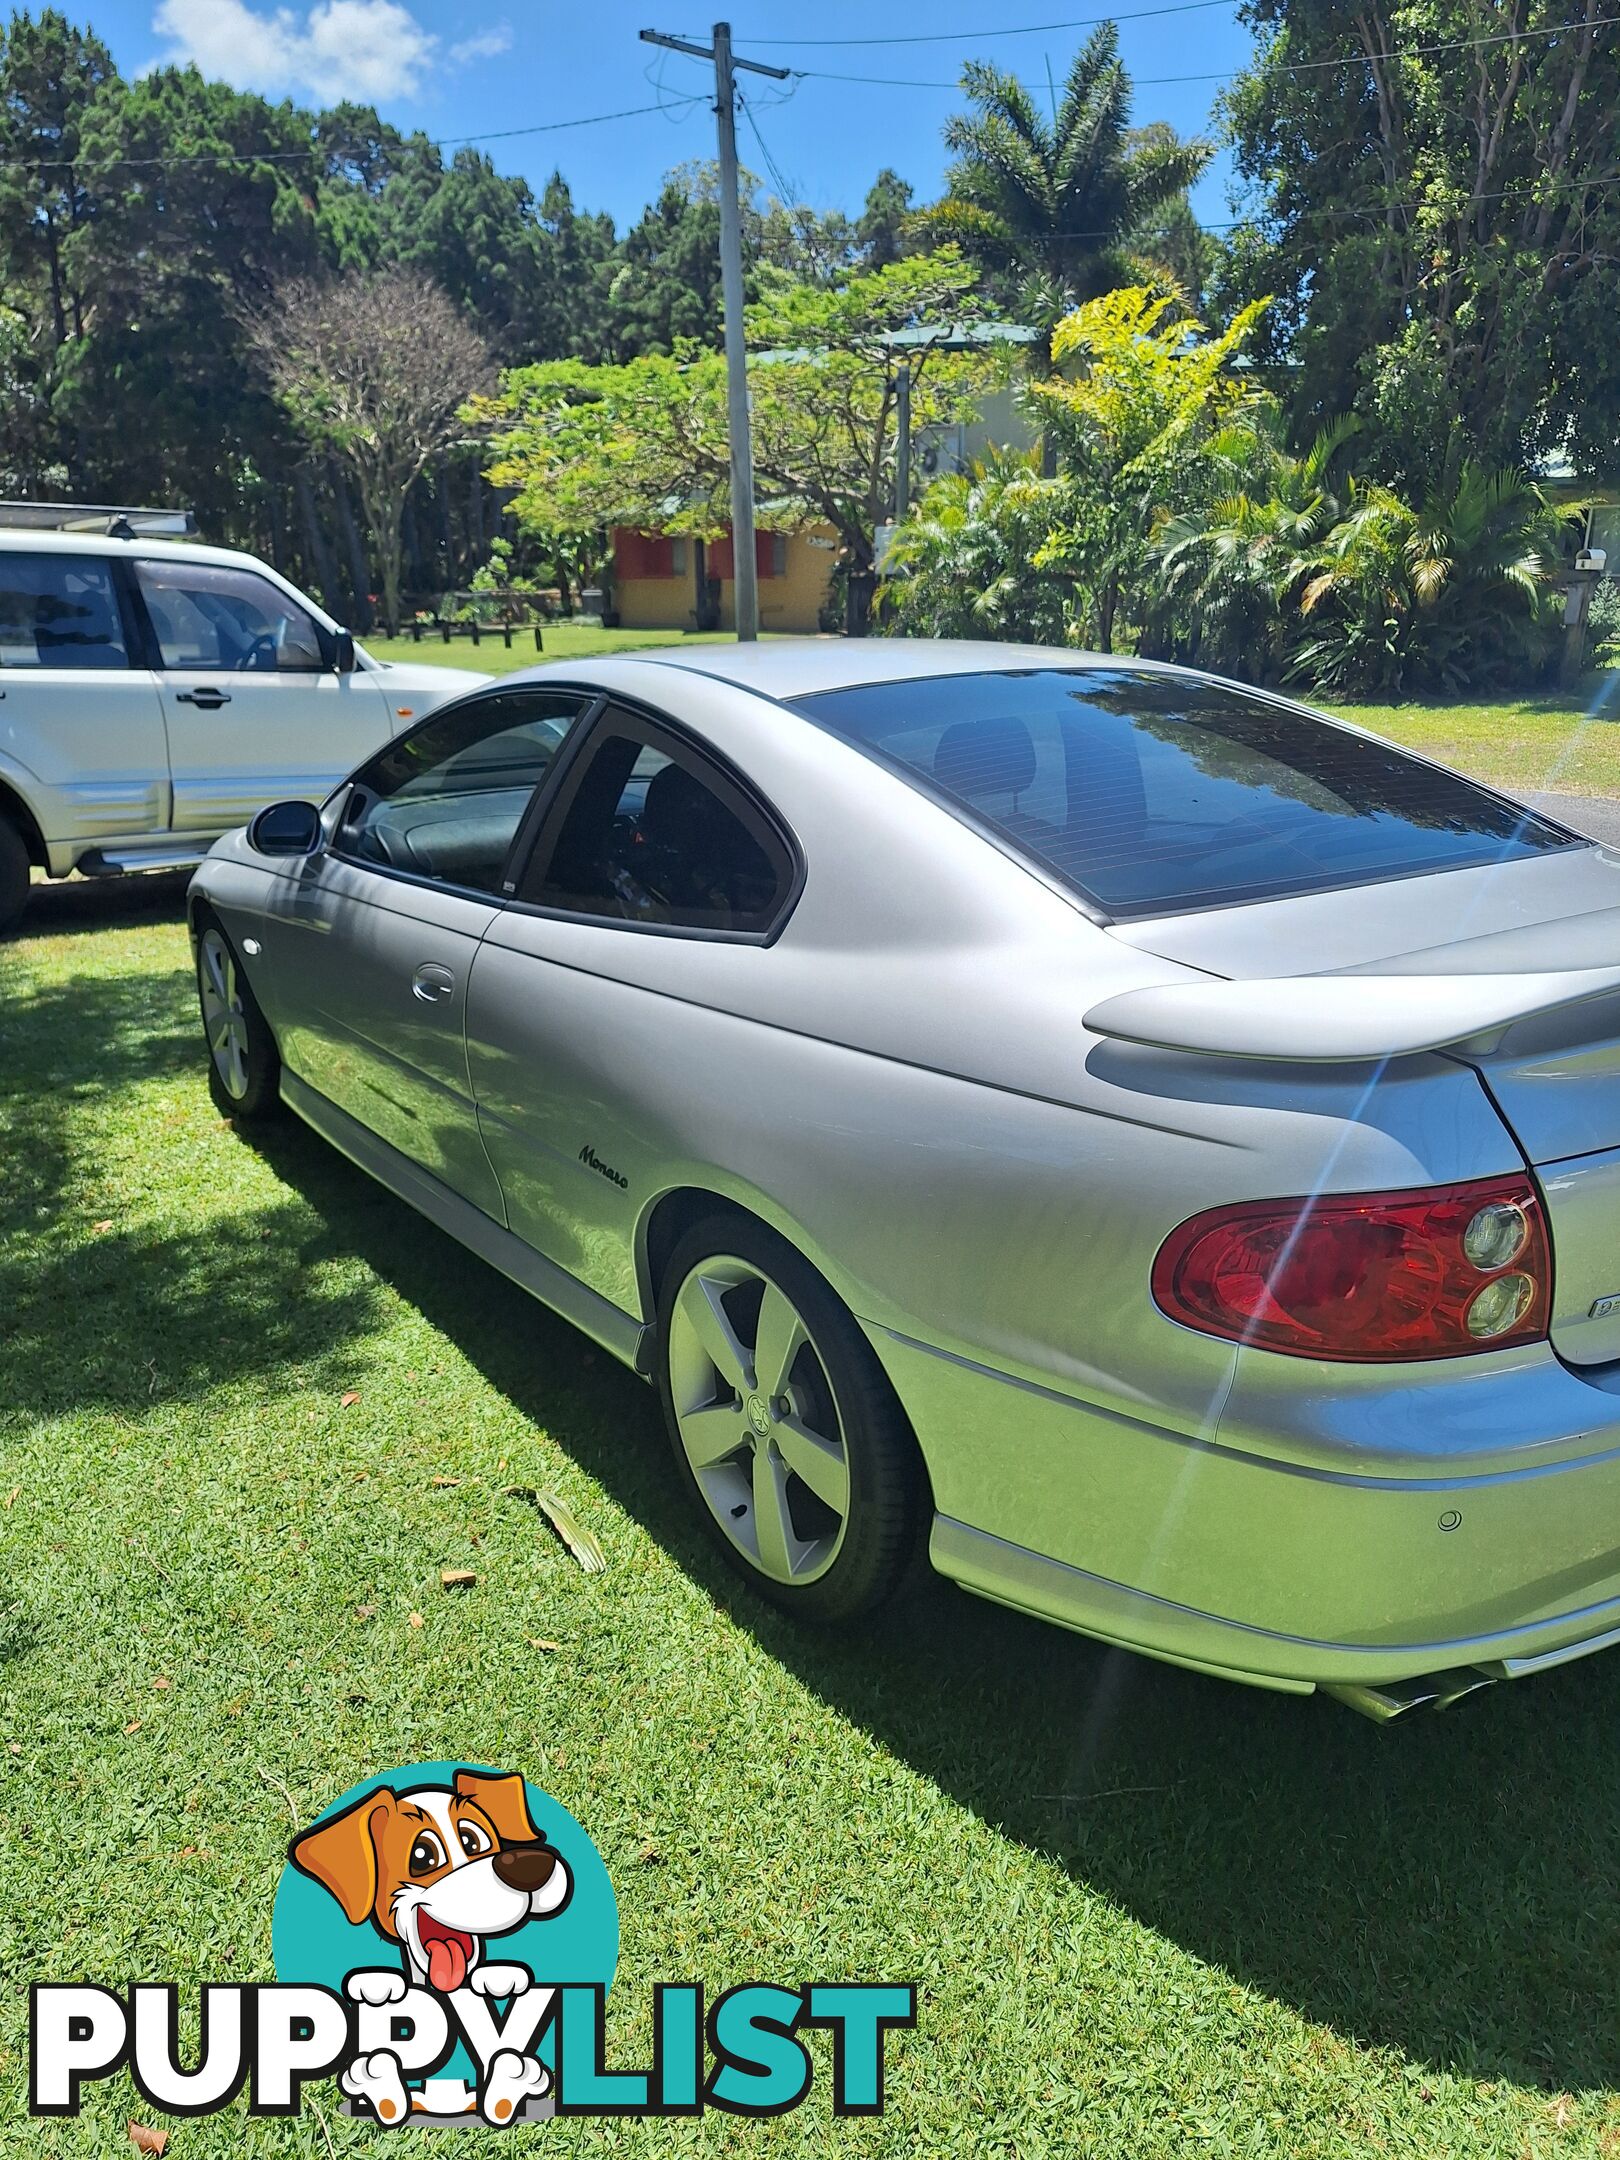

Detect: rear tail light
[1151, 1176, 1550, 1362]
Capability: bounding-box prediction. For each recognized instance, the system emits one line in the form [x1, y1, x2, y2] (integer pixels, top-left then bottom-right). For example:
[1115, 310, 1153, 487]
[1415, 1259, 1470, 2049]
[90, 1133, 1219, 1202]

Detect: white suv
[0, 523, 489, 931]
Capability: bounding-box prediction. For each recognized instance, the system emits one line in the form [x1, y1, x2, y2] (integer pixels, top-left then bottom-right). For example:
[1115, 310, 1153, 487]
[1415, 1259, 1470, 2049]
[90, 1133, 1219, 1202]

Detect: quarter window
[523, 715, 792, 933]
[137, 559, 327, 673]
[338, 691, 588, 894]
[0, 553, 128, 669]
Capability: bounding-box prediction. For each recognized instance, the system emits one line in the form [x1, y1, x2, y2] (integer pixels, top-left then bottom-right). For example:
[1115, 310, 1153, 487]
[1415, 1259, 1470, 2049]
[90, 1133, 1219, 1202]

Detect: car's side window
[520, 711, 793, 934]
[336, 691, 590, 895]
[0, 552, 129, 669]
[136, 559, 327, 673]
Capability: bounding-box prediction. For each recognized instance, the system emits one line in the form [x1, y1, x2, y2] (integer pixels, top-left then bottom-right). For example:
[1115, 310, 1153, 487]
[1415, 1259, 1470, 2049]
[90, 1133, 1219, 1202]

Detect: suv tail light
[1151, 1176, 1550, 1362]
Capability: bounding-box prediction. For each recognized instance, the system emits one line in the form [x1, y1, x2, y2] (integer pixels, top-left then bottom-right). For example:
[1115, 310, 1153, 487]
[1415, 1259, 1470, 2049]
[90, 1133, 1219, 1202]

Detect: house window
[670, 538, 689, 576]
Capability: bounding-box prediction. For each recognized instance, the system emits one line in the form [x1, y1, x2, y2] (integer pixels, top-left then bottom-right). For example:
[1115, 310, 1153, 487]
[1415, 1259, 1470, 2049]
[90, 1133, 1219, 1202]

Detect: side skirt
[281, 1069, 655, 1377]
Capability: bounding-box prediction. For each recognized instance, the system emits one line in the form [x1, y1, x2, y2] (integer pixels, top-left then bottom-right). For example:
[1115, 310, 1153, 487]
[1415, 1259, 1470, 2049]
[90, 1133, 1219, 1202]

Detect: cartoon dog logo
[289, 1767, 572, 2124]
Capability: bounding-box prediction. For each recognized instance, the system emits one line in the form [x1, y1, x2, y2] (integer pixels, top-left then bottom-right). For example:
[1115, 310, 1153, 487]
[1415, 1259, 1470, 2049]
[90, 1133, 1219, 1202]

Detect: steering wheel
[239, 632, 278, 672]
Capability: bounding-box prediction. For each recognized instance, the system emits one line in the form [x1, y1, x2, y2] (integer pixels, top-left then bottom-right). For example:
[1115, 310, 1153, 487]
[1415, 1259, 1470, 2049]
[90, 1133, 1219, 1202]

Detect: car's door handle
[176, 687, 232, 709]
[412, 963, 456, 1004]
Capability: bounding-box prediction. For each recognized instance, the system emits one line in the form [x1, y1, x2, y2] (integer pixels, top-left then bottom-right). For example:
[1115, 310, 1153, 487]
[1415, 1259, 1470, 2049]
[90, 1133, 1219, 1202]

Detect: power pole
[640, 22, 788, 642]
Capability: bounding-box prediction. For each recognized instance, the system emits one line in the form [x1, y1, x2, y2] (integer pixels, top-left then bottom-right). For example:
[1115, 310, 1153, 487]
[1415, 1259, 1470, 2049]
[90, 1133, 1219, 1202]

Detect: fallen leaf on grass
[408, 1611, 425, 1628]
[124, 1720, 143, 1735]
[637, 1841, 663, 1866]
[430, 1476, 461, 1488]
[151, 1676, 172, 1691]
[440, 1568, 477, 1592]
[3, 1487, 17, 1509]
[1552, 2096, 1576, 2131]
[92, 1219, 114, 1235]
[525, 1638, 562, 1654]
[129, 2124, 169, 2156]
[354, 1604, 376, 1620]
[339, 1390, 361, 1409]
[506, 1487, 606, 1573]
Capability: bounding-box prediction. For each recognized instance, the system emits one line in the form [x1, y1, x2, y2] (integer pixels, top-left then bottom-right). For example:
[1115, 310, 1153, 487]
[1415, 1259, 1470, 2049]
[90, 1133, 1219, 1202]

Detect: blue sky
[88, 0, 1256, 232]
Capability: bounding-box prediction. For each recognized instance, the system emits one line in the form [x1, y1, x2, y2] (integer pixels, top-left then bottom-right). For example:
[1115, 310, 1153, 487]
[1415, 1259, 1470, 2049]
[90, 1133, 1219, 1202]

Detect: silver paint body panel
[189, 639, 1620, 1694]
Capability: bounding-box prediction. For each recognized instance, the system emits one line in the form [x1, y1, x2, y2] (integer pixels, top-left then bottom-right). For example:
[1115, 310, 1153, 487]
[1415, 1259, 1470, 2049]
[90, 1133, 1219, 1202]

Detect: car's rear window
[791, 668, 1576, 917]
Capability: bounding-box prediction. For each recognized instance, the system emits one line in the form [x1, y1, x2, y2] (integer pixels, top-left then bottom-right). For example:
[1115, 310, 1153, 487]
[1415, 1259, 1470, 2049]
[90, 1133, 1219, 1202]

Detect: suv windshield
[791, 668, 1576, 918]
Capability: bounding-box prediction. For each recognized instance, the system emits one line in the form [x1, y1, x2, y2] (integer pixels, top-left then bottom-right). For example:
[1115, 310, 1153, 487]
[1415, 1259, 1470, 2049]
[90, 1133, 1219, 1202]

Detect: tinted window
[339, 692, 586, 893]
[794, 668, 1575, 917]
[0, 552, 127, 669]
[137, 559, 326, 672]
[524, 718, 791, 932]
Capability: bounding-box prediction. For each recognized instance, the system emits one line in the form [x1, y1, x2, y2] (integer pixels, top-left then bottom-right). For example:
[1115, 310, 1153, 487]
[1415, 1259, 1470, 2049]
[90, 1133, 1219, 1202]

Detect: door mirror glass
[331, 628, 356, 674]
[247, 798, 323, 857]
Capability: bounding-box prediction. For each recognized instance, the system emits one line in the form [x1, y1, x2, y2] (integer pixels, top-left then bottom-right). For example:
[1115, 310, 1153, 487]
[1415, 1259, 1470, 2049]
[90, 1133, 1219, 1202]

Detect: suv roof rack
[0, 500, 197, 539]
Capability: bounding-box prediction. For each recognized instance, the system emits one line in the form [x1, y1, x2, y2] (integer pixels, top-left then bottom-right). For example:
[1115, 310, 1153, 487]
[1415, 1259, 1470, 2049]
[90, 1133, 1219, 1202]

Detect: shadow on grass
[9, 868, 192, 941]
[0, 963, 199, 1230]
[224, 1114, 1620, 2096]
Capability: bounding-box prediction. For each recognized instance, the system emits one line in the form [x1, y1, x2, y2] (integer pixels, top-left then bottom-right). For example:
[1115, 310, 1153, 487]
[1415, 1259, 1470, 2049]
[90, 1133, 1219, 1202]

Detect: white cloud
[148, 0, 511, 104]
[448, 24, 512, 64]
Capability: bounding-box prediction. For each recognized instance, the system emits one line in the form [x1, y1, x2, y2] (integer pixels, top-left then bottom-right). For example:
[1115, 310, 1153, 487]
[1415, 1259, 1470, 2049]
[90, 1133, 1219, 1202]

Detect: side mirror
[247, 799, 323, 857]
[331, 628, 357, 674]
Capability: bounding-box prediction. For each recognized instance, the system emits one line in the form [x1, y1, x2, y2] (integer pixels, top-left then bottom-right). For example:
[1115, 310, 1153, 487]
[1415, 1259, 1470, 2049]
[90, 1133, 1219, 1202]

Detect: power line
[794, 8, 1620, 95]
[741, 0, 1234, 46]
[0, 94, 708, 176]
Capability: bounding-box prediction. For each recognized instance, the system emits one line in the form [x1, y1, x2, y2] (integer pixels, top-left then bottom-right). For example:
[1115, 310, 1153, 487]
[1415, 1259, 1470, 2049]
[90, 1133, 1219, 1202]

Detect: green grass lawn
[368, 629, 1620, 800]
[8, 889, 1620, 2154]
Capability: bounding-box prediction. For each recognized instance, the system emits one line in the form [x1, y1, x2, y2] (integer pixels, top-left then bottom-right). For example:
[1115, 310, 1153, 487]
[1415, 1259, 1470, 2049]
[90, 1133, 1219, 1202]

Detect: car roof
[0, 528, 282, 575]
[612, 637, 1177, 701]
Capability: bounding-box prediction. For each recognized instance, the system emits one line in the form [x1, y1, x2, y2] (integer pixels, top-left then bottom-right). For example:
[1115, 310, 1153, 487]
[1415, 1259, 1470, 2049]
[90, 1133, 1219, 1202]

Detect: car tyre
[194, 908, 282, 1122]
[657, 1214, 922, 1623]
[0, 818, 29, 936]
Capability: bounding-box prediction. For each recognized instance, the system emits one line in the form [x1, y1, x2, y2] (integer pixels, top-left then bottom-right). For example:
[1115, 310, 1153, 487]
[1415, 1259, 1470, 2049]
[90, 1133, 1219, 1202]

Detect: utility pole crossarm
[638, 23, 790, 641]
[638, 27, 791, 79]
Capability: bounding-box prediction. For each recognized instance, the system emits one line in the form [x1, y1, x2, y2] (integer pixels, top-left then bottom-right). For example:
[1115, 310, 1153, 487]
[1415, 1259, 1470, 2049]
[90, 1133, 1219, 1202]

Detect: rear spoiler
[1084, 967, 1620, 1062]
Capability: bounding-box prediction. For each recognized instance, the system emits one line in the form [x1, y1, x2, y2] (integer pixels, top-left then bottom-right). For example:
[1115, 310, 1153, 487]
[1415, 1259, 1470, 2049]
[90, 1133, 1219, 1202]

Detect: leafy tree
[478, 248, 996, 634]
[245, 268, 492, 632]
[70, 65, 327, 527]
[607, 178, 726, 357]
[927, 27, 1210, 350]
[1222, 0, 1620, 485]
[0, 9, 117, 490]
[1149, 412, 1358, 675]
[877, 449, 1081, 641]
[1026, 285, 1270, 648]
[1287, 460, 1570, 695]
[856, 168, 915, 267]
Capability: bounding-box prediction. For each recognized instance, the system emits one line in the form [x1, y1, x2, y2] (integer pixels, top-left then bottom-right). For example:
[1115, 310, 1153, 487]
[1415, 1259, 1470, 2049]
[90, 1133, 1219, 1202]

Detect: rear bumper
[868, 1321, 1620, 1694]
[929, 1515, 1620, 1695]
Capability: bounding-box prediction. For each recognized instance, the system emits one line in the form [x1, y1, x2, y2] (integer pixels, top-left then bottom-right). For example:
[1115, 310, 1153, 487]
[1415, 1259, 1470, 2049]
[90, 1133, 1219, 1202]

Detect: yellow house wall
[614, 527, 836, 633]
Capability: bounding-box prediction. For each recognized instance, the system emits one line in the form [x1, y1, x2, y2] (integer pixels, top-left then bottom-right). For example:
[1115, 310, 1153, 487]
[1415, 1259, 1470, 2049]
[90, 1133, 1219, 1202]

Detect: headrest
[933, 714, 1038, 803]
[639, 759, 722, 847]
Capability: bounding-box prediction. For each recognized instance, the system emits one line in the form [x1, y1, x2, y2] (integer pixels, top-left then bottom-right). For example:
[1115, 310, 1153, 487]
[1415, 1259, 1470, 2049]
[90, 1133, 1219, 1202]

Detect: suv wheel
[657, 1215, 922, 1623]
[195, 912, 282, 1121]
[0, 819, 29, 935]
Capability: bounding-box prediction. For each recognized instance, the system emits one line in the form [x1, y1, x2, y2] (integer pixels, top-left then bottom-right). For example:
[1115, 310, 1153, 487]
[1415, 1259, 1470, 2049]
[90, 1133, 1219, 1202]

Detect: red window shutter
[709, 532, 735, 581]
[615, 530, 675, 579]
[756, 530, 779, 579]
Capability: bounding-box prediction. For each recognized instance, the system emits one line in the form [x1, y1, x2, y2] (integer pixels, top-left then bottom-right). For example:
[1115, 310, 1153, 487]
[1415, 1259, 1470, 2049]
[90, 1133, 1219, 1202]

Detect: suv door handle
[176, 687, 232, 709]
[412, 963, 455, 1004]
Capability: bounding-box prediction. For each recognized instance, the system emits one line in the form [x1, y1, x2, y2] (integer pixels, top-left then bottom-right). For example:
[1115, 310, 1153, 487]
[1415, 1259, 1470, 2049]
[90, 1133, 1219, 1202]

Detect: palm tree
[1148, 413, 1359, 677]
[930, 25, 1211, 354]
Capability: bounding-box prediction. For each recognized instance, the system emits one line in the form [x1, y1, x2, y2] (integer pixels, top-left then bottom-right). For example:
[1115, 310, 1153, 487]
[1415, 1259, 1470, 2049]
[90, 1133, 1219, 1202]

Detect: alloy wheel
[198, 926, 250, 1102]
[666, 1254, 851, 1585]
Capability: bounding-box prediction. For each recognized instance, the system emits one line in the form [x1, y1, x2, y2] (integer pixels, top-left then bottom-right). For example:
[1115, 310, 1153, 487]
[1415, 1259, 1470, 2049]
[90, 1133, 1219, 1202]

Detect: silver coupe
[188, 641, 1620, 1720]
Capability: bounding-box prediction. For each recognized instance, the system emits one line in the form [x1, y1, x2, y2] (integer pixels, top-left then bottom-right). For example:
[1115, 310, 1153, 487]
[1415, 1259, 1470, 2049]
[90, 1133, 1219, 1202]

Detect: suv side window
[521, 711, 793, 933]
[136, 559, 327, 673]
[336, 691, 590, 895]
[0, 552, 129, 669]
